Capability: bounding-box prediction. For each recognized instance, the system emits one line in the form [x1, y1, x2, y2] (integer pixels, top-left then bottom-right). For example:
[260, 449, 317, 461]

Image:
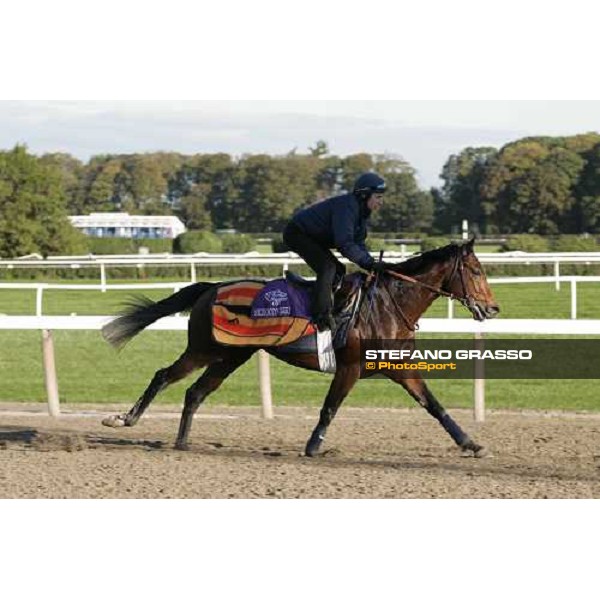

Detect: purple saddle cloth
[250, 279, 311, 319]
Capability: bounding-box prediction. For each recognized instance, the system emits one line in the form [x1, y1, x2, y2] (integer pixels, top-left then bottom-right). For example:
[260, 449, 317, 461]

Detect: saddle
[211, 272, 364, 349]
[284, 271, 364, 349]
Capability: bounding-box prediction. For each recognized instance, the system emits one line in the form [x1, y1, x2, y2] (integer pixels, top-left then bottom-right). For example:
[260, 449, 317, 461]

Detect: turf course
[2, 280, 600, 319]
[1, 280, 600, 410]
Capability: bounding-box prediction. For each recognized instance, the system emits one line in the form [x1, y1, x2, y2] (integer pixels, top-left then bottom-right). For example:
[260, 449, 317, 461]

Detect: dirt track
[1, 404, 599, 498]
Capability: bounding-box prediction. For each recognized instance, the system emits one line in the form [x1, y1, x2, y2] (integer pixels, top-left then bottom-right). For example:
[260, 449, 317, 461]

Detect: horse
[101, 238, 499, 458]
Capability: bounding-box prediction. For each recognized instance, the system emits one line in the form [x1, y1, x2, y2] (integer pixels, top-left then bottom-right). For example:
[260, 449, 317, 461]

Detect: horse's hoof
[102, 414, 127, 427]
[305, 441, 323, 457]
[461, 445, 489, 458]
[474, 446, 489, 458]
[174, 442, 190, 451]
[305, 432, 324, 457]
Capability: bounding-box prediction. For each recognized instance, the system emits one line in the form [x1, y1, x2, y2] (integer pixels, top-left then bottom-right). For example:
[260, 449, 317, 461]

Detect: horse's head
[444, 238, 499, 321]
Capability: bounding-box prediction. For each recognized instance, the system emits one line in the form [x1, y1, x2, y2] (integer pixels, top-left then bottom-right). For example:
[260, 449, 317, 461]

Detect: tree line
[36, 142, 432, 234]
[436, 132, 600, 235]
[1, 133, 600, 258]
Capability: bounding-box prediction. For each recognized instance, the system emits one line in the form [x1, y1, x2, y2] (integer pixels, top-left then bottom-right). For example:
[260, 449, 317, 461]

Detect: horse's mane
[390, 243, 460, 277]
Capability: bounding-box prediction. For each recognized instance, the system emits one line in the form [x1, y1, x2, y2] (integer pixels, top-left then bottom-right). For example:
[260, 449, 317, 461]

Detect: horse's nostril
[489, 305, 500, 316]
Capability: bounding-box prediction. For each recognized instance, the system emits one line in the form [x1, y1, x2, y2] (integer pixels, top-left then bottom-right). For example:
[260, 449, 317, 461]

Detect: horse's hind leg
[174, 351, 255, 450]
[305, 363, 360, 457]
[390, 375, 487, 457]
[102, 351, 206, 428]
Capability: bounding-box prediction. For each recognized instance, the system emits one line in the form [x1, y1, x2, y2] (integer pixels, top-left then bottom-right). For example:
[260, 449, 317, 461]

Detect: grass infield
[1, 281, 600, 410]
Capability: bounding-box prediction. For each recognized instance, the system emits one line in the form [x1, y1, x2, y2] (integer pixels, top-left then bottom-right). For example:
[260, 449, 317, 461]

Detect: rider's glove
[370, 261, 395, 274]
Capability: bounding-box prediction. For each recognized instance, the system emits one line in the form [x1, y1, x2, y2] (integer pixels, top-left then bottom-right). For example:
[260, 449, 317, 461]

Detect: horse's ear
[462, 236, 476, 255]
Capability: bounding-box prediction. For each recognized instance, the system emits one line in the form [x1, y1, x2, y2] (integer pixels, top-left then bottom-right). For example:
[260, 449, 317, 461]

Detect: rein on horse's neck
[377, 247, 461, 331]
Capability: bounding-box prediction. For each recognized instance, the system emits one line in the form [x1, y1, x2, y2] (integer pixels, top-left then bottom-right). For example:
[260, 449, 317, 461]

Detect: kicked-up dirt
[1, 404, 599, 498]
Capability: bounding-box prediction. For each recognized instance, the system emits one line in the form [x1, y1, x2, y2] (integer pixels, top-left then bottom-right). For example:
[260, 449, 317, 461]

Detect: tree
[121, 153, 182, 214]
[0, 145, 88, 258]
[370, 154, 434, 232]
[481, 141, 584, 234]
[178, 185, 213, 230]
[171, 153, 238, 229]
[573, 142, 600, 232]
[78, 156, 125, 213]
[235, 154, 320, 232]
[39, 152, 85, 214]
[309, 140, 329, 157]
[436, 147, 498, 233]
[339, 153, 374, 192]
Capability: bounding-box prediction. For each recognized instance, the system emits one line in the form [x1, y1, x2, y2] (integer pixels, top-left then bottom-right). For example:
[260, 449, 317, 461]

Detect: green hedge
[220, 234, 256, 253]
[365, 238, 389, 252]
[502, 235, 551, 253]
[87, 237, 136, 254]
[87, 237, 173, 255]
[4, 260, 600, 282]
[420, 236, 454, 252]
[551, 235, 600, 252]
[134, 239, 173, 253]
[174, 231, 222, 253]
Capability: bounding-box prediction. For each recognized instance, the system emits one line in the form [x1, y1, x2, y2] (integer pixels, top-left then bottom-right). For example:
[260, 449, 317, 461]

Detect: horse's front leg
[389, 374, 487, 458]
[305, 362, 360, 457]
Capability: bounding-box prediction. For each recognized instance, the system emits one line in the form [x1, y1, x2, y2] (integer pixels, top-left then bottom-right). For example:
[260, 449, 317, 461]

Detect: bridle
[375, 250, 485, 329]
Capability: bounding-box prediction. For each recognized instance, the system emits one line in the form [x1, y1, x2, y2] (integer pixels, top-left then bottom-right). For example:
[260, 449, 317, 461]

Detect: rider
[283, 172, 396, 331]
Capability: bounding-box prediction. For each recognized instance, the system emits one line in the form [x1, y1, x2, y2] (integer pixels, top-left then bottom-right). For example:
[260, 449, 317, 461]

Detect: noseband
[445, 251, 477, 312]
[380, 250, 482, 326]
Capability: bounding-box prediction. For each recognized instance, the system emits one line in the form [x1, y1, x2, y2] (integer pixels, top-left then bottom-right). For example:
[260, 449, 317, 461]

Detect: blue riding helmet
[353, 172, 386, 199]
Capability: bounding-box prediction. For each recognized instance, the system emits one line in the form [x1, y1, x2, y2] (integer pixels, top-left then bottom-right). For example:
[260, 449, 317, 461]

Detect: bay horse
[101, 239, 499, 457]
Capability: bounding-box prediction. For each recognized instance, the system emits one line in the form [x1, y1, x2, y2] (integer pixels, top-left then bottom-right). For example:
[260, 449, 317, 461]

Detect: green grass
[1, 329, 598, 411]
[2, 279, 600, 410]
[255, 242, 274, 253]
[3, 281, 600, 319]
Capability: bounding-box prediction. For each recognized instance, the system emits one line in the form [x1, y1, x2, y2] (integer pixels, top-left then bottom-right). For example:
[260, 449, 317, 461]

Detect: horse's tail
[102, 282, 215, 348]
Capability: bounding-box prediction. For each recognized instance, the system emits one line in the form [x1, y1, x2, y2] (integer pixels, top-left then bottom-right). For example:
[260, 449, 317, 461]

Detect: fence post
[554, 261, 560, 291]
[257, 350, 273, 419]
[100, 263, 107, 293]
[36, 285, 44, 317]
[571, 279, 577, 319]
[473, 332, 485, 422]
[190, 262, 196, 283]
[42, 329, 60, 417]
[447, 297, 454, 319]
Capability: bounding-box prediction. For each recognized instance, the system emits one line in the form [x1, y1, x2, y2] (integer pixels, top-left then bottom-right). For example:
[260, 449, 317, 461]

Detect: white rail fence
[1, 315, 599, 422]
[3, 250, 600, 290]
[2, 274, 600, 320]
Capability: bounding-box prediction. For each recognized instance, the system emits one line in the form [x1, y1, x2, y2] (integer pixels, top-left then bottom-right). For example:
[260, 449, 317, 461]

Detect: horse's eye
[472, 269, 481, 277]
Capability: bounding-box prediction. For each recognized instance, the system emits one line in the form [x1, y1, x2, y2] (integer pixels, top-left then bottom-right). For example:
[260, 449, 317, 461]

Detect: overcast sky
[2, 100, 600, 189]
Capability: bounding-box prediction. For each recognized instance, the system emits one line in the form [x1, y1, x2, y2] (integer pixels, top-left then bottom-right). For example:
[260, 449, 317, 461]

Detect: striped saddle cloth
[212, 279, 316, 346]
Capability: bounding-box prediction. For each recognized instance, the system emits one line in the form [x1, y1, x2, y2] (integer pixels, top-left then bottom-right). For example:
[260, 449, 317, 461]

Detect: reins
[384, 257, 458, 300]
[363, 250, 476, 331]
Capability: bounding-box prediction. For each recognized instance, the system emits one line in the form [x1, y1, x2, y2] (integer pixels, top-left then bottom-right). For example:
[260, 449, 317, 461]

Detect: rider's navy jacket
[291, 193, 374, 270]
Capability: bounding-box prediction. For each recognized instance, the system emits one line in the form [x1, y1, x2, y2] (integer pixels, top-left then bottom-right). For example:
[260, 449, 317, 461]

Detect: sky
[2, 100, 600, 189]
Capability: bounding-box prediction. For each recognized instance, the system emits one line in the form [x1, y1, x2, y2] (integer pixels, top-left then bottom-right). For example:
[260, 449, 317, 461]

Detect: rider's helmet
[353, 172, 386, 200]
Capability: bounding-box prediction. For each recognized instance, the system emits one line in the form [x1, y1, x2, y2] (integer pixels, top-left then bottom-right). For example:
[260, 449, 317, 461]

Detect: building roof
[68, 212, 186, 234]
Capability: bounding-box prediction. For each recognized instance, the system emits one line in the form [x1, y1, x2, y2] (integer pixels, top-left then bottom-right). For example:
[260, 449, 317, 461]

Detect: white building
[68, 213, 187, 239]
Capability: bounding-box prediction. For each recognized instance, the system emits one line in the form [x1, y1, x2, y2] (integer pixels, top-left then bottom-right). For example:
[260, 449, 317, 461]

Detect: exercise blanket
[250, 278, 311, 319]
[212, 280, 315, 346]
